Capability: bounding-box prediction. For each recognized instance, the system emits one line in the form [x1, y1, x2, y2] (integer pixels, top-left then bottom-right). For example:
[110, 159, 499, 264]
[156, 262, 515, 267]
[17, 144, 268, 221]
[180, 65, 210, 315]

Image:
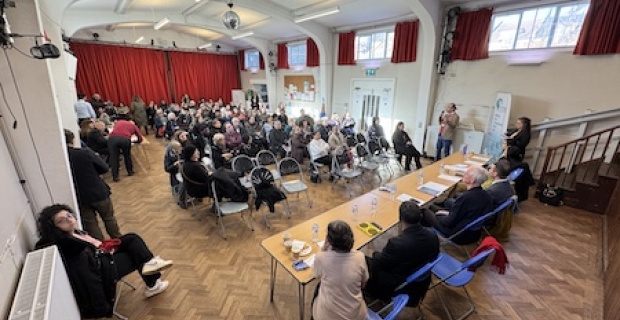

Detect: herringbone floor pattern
[99, 137, 603, 320]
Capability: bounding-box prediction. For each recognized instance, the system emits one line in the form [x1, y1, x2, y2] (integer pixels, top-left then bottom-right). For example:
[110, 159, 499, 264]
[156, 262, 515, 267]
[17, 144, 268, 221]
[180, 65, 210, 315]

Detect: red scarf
[470, 236, 508, 274]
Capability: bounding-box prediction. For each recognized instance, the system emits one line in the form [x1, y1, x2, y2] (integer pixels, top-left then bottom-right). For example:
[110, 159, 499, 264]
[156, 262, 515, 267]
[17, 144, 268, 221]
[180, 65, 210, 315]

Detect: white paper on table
[445, 164, 468, 173]
[438, 174, 462, 183]
[464, 160, 487, 166]
[317, 241, 325, 249]
[304, 254, 316, 267]
[472, 156, 491, 162]
[417, 182, 450, 196]
[396, 194, 426, 205]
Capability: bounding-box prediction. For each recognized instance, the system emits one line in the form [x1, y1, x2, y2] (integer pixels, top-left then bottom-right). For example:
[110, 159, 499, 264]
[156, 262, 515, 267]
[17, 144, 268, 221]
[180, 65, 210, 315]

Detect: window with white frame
[287, 42, 307, 66]
[488, 1, 589, 52]
[355, 29, 395, 60]
[244, 50, 260, 69]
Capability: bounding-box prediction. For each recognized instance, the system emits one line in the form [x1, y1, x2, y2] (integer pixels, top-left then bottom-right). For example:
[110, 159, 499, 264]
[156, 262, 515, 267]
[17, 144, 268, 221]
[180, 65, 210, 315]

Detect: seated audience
[164, 112, 178, 139]
[365, 200, 439, 303]
[239, 135, 261, 157]
[180, 145, 211, 198]
[341, 112, 356, 136]
[36, 204, 173, 318]
[87, 121, 109, 158]
[392, 121, 422, 171]
[164, 140, 183, 192]
[312, 220, 368, 320]
[225, 122, 243, 151]
[367, 116, 389, 151]
[328, 124, 353, 169]
[290, 125, 309, 163]
[485, 158, 515, 208]
[422, 165, 493, 244]
[308, 130, 334, 170]
[269, 120, 289, 159]
[211, 133, 233, 169]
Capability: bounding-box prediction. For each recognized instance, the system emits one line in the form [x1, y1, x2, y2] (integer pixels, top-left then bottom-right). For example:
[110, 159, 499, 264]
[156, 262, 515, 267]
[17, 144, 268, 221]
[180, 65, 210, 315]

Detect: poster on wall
[483, 92, 512, 162]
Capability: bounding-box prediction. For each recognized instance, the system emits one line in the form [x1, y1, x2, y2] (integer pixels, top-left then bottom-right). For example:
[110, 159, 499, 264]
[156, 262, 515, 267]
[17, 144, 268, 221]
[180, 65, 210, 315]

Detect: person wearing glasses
[36, 204, 173, 318]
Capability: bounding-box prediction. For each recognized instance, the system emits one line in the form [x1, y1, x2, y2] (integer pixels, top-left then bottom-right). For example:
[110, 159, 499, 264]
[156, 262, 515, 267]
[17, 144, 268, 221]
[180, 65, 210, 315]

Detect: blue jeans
[436, 136, 452, 160]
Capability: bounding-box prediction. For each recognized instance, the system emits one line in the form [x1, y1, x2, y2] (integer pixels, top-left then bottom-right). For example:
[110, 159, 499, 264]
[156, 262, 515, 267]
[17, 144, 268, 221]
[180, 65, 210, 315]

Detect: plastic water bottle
[462, 144, 468, 155]
[440, 164, 446, 176]
[351, 205, 359, 221]
[389, 184, 397, 199]
[370, 197, 378, 217]
[418, 171, 424, 187]
[312, 223, 319, 243]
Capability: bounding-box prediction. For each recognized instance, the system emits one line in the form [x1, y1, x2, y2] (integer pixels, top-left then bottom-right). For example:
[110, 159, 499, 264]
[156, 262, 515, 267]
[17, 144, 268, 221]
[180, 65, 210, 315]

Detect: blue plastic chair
[433, 197, 515, 253]
[366, 294, 410, 320]
[507, 167, 524, 182]
[431, 249, 496, 320]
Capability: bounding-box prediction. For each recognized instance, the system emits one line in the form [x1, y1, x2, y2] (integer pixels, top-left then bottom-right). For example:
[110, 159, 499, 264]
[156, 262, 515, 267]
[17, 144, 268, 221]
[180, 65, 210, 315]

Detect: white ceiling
[65, 0, 527, 49]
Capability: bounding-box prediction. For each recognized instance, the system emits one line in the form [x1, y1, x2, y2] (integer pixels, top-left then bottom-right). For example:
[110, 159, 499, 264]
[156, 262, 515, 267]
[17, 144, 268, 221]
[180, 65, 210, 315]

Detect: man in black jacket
[423, 165, 494, 244]
[65, 129, 122, 241]
[364, 201, 439, 304]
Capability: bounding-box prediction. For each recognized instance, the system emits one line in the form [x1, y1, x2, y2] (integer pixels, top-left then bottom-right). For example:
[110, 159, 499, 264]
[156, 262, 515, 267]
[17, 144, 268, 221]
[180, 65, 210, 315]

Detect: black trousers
[113, 233, 159, 287]
[397, 145, 422, 170]
[108, 136, 133, 179]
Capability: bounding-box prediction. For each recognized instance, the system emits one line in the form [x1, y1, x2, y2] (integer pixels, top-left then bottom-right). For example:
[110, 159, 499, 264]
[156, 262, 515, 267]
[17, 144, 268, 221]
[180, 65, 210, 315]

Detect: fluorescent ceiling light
[153, 17, 170, 30]
[231, 31, 254, 40]
[114, 0, 133, 14]
[294, 6, 339, 23]
[199, 42, 213, 49]
[135, 36, 144, 43]
[182, 0, 210, 16]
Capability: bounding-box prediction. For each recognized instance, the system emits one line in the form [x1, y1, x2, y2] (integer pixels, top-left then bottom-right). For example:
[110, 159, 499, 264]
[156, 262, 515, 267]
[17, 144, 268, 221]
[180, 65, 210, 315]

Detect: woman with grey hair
[312, 220, 368, 320]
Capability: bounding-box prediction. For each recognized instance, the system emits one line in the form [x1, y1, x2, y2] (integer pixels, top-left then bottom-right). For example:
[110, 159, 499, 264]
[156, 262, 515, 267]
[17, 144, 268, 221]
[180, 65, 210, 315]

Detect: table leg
[298, 283, 306, 320]
[269, 257, 277, 302]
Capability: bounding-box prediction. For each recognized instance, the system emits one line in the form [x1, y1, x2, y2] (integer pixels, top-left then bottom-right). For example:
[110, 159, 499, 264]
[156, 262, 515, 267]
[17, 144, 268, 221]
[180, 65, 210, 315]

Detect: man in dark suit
[423, 166, 494, 244]
[364, 201, 439, 304]
[65, 129, 122, 241]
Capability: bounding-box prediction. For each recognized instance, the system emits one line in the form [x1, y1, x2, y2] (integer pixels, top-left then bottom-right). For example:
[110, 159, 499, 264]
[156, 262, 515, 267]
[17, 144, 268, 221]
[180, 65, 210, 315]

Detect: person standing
[392, 121, 422, 171]
[74, 93, 96, 125]
[64, 129, 122, 241]
[108, 115, 143, 182]
[131, 95, 149, 135]
[436, 103, 459, 160]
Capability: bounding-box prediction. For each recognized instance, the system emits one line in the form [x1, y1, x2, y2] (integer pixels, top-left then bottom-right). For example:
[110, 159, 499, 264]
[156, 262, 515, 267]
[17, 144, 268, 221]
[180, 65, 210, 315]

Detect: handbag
[539, 185, 563, 206]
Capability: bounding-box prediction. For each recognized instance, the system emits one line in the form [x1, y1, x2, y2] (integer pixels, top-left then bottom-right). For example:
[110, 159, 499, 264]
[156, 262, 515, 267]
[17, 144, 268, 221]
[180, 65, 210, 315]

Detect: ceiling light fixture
[294, 6, 340, 23]
[135, 36, 144, 43]
[182, 0, 209, 16]
[114, 0, 133, 14]
[231, 30, 253, 40]
[199, 42, 213, 49]
[223, 0, 241, 30]
[153, 17, 170, 30]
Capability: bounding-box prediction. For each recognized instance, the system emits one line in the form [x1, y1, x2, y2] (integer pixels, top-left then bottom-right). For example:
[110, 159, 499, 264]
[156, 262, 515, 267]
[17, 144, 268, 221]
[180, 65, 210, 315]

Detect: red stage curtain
[71, 42, 170, 105]
[238, 50, 245, 70]
[338, 31, 356, 65]
[259, 52, 265, 70]
[277, 43, 289, 69]
[391, 20, 419, 63]
[168, 51, 240, 103]
[306, 38, 320, 67]
[451, 8, 493, 61]
[574, 0, 620, 55]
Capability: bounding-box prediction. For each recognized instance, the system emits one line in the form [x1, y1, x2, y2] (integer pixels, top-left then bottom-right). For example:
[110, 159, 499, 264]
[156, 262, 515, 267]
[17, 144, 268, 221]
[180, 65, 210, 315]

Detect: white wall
[435, 51, 620, 125]
[0, 1, 78, 316]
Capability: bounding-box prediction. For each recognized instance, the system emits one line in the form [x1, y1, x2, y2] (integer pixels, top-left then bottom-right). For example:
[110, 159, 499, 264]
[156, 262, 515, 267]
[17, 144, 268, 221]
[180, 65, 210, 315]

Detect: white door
[350, 79, 396, 136]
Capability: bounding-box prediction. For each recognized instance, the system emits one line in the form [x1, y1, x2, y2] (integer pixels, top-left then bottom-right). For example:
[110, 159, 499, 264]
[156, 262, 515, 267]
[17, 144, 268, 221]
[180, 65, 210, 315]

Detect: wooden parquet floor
[100, 136, 604, 320]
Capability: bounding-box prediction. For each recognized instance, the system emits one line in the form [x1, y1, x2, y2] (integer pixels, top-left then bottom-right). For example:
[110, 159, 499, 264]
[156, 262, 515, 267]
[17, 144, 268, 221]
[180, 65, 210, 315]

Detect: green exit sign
[365, 69, 376, 77]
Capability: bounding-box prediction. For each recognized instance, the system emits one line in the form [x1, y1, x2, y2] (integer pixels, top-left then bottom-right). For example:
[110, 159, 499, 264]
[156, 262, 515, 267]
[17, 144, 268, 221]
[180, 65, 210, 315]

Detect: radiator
[9, 245, 80, 320]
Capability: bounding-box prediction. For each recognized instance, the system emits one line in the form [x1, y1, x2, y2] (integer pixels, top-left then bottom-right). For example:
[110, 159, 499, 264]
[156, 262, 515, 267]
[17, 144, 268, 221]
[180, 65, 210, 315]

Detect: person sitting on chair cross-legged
[36, 204, 173, 319]
[392, 121, 422, 171]
[422, 165, 494, 245]
[364, 200, 439, 304]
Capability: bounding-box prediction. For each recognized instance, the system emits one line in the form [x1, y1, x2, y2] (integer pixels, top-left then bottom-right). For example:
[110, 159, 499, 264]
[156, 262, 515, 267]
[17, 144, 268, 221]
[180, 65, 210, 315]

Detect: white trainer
[142, 256, 173, 275]
[144, 279, 169, 298]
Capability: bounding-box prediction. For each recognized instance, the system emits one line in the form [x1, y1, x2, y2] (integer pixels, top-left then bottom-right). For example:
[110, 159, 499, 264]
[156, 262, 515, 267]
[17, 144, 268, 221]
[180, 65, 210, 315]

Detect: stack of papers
[472, 155, 491, 162]
[464, 160, 488, 166]
[396, 193, 425, 204]
[304, 254, 316, 267]
[438, 174, 462, 183]
[444, 164, 468, 173]
[417, 182, 450, 196]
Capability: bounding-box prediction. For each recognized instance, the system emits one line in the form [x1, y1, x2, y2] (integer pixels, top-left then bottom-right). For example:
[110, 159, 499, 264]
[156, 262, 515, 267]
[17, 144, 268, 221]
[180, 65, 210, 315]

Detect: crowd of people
[60, 91, 533, 319]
